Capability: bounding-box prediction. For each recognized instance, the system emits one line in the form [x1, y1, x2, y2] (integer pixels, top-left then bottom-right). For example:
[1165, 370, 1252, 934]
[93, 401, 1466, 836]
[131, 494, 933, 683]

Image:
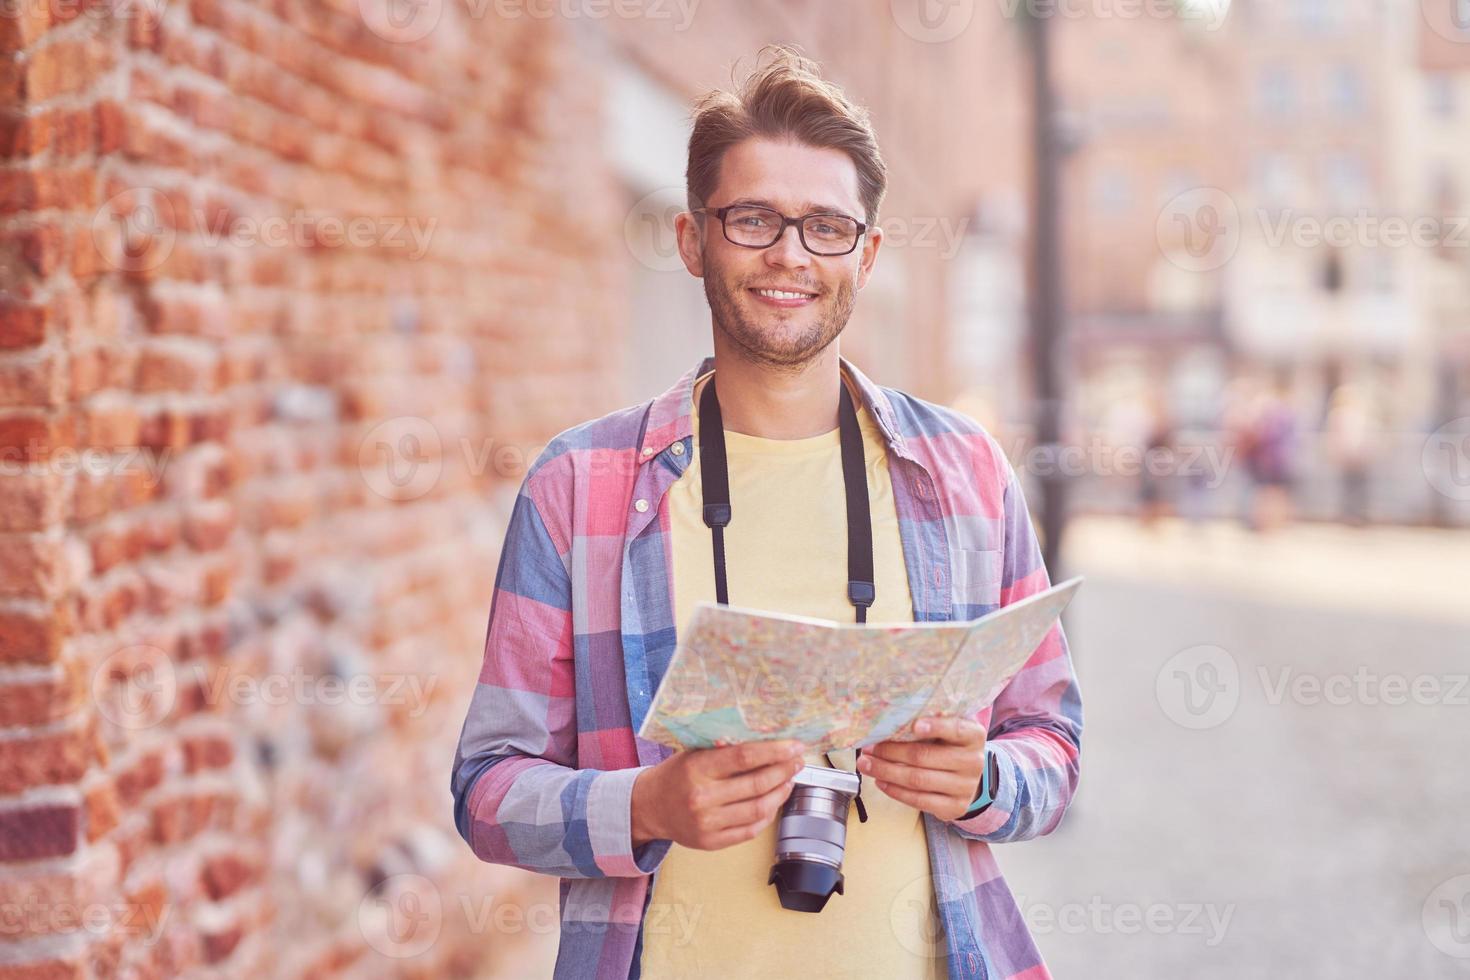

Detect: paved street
[996, 518, 1470, 979]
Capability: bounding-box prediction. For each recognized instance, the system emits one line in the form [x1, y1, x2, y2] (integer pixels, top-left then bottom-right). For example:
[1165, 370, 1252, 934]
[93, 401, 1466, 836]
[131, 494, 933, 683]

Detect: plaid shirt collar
[636, 352, 913, 462]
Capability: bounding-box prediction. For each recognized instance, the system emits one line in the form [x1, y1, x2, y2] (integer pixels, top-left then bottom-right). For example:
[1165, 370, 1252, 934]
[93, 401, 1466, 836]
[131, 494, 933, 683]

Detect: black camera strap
[697, 371, 873, 822]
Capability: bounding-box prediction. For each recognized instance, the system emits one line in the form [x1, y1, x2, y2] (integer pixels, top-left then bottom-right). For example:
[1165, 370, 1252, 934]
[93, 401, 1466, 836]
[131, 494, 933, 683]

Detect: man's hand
[631, 739, 805, 850]
[858, 716, 988, 821]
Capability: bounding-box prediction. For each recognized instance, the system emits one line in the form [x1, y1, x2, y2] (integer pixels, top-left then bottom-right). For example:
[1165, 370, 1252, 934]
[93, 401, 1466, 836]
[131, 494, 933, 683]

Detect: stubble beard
[703, 257, 858, 374]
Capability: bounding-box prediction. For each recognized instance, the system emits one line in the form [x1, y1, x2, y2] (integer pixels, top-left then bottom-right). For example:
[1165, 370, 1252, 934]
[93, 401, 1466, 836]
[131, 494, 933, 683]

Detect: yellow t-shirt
[638, 368, 949, 979]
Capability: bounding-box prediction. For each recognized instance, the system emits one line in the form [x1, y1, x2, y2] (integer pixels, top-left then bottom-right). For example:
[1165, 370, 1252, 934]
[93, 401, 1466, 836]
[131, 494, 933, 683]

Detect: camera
[767, 764, 861, 912]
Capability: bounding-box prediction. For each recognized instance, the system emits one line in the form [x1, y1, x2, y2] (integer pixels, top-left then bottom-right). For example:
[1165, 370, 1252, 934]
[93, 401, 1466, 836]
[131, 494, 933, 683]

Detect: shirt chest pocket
[953, 547, 1003, 608]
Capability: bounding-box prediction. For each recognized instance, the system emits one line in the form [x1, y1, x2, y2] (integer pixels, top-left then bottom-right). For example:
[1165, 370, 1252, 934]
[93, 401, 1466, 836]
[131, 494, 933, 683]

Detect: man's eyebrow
[729, 197, 858, 219]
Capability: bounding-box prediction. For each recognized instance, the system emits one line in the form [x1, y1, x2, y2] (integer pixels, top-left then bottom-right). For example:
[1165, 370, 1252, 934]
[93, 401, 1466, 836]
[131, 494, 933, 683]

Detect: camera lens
[768, 766, 859, 913]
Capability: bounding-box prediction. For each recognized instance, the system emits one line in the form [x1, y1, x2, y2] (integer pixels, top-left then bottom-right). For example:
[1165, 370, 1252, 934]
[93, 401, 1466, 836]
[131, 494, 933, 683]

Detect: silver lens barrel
[768, 765, 860, 912]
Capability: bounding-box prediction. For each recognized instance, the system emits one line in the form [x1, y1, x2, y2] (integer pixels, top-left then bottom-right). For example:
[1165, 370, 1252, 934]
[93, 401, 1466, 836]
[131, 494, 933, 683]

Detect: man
[451, 46, 1082, 980]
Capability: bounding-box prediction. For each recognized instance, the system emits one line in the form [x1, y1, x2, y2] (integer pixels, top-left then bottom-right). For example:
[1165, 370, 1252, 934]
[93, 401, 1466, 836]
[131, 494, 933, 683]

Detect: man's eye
[734, 214, 773, 228]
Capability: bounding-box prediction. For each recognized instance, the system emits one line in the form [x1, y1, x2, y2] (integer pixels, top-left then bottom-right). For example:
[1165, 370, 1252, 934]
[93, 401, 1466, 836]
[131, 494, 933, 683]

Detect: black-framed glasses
[694, 204, 867, 256]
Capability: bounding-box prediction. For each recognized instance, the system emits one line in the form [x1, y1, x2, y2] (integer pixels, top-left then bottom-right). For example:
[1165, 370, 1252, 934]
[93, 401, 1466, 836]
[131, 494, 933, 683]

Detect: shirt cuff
[587, 765, 672, 876]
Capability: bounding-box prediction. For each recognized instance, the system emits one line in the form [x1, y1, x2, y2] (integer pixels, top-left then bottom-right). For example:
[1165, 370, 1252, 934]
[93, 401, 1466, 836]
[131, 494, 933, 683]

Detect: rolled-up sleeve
[951, 453, 1083, 843]
[450, 484, 670, 878]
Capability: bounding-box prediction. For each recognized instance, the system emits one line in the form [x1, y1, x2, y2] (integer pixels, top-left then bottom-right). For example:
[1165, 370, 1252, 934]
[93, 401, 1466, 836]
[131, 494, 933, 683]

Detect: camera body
[767, 764, 861, 912]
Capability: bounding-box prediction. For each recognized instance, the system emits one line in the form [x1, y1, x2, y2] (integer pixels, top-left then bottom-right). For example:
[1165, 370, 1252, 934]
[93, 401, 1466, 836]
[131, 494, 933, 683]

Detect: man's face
[676, 138, 883, 369]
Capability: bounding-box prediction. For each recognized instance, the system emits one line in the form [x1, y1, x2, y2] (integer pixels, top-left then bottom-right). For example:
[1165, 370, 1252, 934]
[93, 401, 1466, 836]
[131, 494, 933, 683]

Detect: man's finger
[865, 739, 972, 772]
[872, 779, 959, 818]
[709, 776, 796, 831]
[860, 754, 972, 797]
[704, 739, 804, 778]
[911, 716, 986, 746]
[706, 756, 803, 807]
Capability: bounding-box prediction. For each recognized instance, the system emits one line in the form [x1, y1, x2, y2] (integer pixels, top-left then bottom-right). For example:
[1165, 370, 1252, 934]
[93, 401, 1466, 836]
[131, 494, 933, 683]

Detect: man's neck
[703, 339, 846, 440]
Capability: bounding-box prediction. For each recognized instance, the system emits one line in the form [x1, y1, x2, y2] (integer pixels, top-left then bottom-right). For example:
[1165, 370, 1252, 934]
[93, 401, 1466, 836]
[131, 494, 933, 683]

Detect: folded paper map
[638, 576, 1083, 753]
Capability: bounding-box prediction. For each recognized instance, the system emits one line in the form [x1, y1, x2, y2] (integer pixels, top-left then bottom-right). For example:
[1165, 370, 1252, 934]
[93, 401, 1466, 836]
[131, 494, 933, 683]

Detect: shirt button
[671, 442, 684, 456]
[634, 499, 649, 513]
[640, 447, 654, 457]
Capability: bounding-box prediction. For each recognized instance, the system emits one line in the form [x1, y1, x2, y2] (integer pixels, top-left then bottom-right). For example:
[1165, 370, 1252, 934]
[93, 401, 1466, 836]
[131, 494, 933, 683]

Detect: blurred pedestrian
[1242, 381, 1297, 532]
[1324, 382, 1379, 526]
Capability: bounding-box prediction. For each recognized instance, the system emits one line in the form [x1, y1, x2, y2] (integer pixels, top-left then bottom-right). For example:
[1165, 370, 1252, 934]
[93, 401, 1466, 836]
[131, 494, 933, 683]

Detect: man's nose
[763, 222, 811, 269]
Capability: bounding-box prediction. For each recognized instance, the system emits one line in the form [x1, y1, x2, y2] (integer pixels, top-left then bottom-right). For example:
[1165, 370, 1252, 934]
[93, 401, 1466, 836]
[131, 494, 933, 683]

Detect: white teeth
[754, 289, 813, 300]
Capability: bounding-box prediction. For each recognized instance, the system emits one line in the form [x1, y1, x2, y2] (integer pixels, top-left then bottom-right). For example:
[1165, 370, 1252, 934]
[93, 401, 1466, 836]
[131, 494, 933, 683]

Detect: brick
[67, 346, 103, 398]
[201, 561, 232, 605]
[176, 620, 222, 661]
[0, 0, 51, 55]
[0, 170, 95, 215]
[0, 804, 79, 861]
[78, 403, 141, 449]
[135, 344, 217, 393]
[0, 604, 65, 664]
[201, 924, 242, 964]
[20, 36, 115, 103]
[0, 225, 68, 277]
[182, 502, 234, 551]
[0, 727, 92, 794]
[0, 412, 74, 461]
[87, 524, 128, 575]
[0, 659, 82, 726]
[200, 853, 254, 900]
[182, 734, 233, 773]
[83, 781, 120, 842]
[0, 349, 66, 408]
[0, 469, 64, 532]
[138, 410, 192, 451]
[0, 304, 48, 350]
[94, 100, 125, 154]
[115, 750, 164, 806]
[0, 534, 67, 598]
[75, 573, 143, 632]
[0, 959, 85, 980]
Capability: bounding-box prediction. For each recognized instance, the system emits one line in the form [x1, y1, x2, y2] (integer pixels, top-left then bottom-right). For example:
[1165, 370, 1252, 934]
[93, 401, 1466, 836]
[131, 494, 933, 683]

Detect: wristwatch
[960, 746, 999, 819]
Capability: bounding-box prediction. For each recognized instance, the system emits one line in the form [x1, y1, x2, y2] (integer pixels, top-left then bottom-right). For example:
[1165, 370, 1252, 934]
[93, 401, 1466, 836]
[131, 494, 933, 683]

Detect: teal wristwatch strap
[960, 747, 997, 818]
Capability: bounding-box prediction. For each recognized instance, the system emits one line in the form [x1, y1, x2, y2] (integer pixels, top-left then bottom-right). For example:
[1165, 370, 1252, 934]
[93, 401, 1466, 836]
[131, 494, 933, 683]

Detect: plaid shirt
[451, 354, 1083, 979]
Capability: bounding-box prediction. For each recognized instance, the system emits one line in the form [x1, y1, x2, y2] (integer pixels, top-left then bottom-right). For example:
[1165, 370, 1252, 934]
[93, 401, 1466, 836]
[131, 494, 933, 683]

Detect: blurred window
[1258, 65, 1297, 117]
[1427, 74, 1457, 118]
[1093, 168, 1132, 213]
[1159, 168, 1203, 207]
[1323, 153, 1370, 208]
[1254, 153, 1299, 207]
[1330, 66, 1365, 117]
[1289, 0, 1337, 33]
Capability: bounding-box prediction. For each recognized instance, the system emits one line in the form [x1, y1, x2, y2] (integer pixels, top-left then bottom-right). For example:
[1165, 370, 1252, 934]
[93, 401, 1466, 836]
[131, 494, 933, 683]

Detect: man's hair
[686, 44, 888, 225]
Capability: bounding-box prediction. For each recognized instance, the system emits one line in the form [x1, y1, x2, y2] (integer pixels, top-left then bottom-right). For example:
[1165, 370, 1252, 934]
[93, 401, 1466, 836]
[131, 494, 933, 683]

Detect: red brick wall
[1, 1, 622, 975]
[2, 3, 1022, 975]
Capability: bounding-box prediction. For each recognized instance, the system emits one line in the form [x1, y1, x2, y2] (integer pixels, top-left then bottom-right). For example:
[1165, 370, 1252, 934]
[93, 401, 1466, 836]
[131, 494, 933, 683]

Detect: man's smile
[747, 285, 820, 308]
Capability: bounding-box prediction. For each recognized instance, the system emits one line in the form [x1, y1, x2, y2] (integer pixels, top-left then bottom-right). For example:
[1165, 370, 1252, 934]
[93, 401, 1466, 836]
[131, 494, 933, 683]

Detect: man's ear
[675, 210, 706, 278]
[855, 224, 883, 290]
